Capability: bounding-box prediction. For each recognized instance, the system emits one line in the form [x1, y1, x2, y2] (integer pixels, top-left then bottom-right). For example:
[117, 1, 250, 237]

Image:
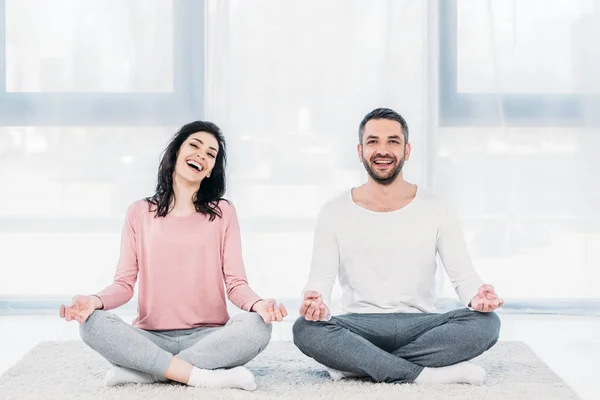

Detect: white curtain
[1, 0, 598, 302]
[442, 0, 600, 299]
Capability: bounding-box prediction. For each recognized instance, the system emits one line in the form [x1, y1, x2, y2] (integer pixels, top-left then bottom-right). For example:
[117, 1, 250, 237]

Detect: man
[293, 108, 503, 385]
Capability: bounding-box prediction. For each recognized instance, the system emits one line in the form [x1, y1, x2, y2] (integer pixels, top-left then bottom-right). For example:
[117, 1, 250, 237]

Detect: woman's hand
[251, 299, 288, 324]
[59, 295, 103, 323]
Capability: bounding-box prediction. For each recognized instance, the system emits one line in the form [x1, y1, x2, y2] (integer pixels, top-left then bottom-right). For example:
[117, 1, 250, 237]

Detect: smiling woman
[58, 120, 288, 390]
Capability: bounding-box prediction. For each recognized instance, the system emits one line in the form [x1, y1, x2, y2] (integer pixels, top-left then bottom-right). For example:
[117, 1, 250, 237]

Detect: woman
[59, 121, 287, 391]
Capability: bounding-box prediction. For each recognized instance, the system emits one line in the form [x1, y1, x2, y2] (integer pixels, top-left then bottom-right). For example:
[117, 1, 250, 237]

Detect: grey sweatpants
[293, 308, 500, 383]
[80, 310, 272, 377]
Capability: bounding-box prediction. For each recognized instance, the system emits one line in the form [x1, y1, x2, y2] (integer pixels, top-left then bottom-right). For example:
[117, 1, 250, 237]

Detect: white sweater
[304, 188, 483, 314]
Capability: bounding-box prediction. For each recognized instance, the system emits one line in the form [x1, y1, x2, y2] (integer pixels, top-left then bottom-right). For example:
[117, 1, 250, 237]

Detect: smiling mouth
[373, 159, 394, 165]
[186, 160, 203, 172]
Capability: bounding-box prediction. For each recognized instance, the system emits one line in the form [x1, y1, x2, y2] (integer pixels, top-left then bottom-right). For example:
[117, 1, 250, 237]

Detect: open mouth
[186, 160, 203, 173]
[373, 159, 394, 167]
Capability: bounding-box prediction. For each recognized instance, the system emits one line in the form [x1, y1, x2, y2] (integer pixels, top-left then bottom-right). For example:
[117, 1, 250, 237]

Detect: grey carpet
[0, 341, 579, 399]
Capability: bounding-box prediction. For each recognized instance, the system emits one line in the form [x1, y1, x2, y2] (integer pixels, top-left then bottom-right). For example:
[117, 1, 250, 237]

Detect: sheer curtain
[1, 0, 598, 303]
[436, 0, 600, 299]
[205, 0, 432, 299]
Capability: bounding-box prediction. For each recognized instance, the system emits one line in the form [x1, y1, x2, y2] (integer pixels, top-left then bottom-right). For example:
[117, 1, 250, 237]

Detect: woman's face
[174, 131, 219, 185]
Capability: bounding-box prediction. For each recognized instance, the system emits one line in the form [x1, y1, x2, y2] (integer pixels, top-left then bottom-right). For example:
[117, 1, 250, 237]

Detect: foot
[105, 365, 165, 386]
[414, 362, 486, 385]
[326, 367, 366, 381]
[187, 366, 257, 391]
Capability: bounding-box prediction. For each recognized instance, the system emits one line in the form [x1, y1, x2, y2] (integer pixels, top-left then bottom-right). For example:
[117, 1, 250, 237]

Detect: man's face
[358, 119, 410, 185]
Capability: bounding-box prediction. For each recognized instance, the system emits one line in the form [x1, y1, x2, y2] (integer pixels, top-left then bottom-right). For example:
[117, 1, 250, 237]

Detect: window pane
[457, 0, 600, 94]
[0, 126, 173, 219]
[434, 126, 600, 298]
[5, 0, 173, 93]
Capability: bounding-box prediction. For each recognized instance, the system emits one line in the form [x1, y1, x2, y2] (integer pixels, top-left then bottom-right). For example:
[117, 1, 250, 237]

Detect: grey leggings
[293, 308, 500, 383]
[80, 310, 272, 377]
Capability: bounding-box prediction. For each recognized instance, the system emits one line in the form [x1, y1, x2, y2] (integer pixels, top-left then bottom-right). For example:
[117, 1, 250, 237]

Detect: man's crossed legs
[293, 308, 500, 384]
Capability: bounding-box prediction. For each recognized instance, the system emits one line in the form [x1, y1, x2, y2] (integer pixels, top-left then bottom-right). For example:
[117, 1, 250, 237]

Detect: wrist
[250, 299, 265, 312]
[91, 295, 103, 310]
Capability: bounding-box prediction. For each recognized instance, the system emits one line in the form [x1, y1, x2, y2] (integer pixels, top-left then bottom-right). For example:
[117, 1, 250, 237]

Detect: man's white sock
[187, 366, 256, 391]
[414, 362, 486, 385]
[326, 367, 366, 381]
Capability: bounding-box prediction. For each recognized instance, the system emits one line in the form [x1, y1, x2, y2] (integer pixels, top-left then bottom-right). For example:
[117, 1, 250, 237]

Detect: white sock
[414, 362, 486, 385]
[104, 365, 166, 386]
[326, 367, 366, 381]
[187, 366, 256, 391]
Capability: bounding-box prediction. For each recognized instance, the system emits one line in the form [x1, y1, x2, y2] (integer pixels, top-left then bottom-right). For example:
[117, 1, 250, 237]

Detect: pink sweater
[95, 199, 262, 330]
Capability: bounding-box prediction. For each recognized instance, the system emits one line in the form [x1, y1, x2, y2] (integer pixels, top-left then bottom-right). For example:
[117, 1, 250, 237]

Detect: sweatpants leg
[293, 314, 423, 383]
[79, 310, 174, 377]
[392, 308, 501, 367]
[176, 312, 272, 369]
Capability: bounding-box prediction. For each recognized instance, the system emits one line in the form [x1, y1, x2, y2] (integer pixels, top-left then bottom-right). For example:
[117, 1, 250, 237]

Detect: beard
[362, 154, 405, 186]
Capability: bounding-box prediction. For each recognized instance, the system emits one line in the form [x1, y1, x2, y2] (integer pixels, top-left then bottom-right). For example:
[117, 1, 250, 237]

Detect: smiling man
[293, 108, 503, 385]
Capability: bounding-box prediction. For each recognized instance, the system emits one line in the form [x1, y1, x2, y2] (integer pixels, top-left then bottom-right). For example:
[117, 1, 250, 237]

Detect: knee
[292, 317, 316, 351]
[79, 310, 110, 344]
[486, 312, 501, 343]
[293, 317, 333, 359]
[471, 311, 501, 348]
[237, 312, 272, 350]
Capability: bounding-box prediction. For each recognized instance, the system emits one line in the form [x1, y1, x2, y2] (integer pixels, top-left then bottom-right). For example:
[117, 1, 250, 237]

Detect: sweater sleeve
[436, 204, 484, 306]
[221, 203, 262, 311]
[94, 202, 140, 310]
[303, 205, 339, 308]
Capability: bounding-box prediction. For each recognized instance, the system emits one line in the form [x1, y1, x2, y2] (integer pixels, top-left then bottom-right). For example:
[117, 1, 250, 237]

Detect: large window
[0, 0, 206, 297]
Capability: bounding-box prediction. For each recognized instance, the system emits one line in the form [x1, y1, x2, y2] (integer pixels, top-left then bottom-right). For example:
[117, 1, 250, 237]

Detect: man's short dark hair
[358, 108, 409, 144]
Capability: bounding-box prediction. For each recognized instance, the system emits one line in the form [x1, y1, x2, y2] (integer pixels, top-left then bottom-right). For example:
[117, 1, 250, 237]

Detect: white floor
[1, 313, 599, 399]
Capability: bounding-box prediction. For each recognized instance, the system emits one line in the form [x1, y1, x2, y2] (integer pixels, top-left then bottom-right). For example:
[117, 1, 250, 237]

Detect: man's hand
[470, 284, 504, 313]
[252, 299, 288, 324]
[299, 291, 330, 321]
[59, 295, 103, 324]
